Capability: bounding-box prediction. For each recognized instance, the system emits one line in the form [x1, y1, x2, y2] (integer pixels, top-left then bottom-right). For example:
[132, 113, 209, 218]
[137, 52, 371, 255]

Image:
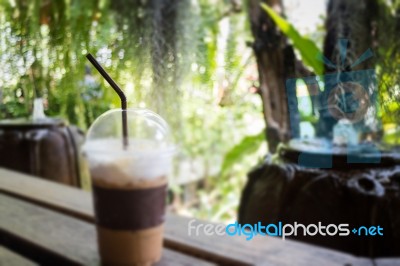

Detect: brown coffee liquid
[92, 177, 167, 265]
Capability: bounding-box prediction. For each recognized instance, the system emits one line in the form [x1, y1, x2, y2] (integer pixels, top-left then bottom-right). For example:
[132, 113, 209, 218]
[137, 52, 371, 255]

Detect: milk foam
[83, 139, 174, 184]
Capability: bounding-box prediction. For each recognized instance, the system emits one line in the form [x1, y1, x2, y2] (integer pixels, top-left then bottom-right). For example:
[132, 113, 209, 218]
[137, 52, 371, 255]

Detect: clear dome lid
[83, 108, 175, 182]
[85, 108, 173, 149]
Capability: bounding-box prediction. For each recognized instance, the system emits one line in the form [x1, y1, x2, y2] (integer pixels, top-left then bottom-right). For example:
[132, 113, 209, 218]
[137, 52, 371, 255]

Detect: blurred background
[0, 0, 269, 222]
[0, 0, 400, 226]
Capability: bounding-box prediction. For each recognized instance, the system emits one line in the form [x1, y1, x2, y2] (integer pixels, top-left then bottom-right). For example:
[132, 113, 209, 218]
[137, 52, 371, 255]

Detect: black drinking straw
[86, 53, 129, 149]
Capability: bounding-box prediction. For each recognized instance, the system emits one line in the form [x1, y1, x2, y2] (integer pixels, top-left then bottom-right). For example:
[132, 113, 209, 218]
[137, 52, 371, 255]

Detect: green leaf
[383, 129, 400, 145]
[260, 3, 323, 75]
[220, 131, 265, 176]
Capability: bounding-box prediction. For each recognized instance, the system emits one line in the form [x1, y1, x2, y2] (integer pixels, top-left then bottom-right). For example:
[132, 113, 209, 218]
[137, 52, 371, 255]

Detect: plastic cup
[83, 108, 175, 266]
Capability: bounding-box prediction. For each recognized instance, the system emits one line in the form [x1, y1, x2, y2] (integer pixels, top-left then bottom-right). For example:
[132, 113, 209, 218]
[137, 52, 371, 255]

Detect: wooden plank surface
[0, 245, 37, 266]
[0, 168, 94, 222]
[0, 193, 215, 266]
[0, 168, 385, 265]
[0, 168, 250, 265]
[374, 258, 400, 266]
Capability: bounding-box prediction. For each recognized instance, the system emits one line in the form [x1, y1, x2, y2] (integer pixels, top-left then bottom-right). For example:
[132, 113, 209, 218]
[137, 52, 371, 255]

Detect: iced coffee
[83, 109, 174, 266]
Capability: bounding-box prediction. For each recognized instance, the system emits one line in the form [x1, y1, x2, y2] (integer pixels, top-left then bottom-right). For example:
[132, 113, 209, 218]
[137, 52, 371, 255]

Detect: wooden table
[0, 168, 399, 265]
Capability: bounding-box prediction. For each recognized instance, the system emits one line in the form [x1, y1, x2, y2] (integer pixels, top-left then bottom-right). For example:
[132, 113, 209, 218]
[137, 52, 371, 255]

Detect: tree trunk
[317, 0, 378, 138]
[248, 0, 297, 153]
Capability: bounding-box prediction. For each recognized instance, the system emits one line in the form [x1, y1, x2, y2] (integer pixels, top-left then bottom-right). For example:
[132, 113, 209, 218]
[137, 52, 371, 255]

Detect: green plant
[220, 130, 265, 176]
[261, 3, 323, 75]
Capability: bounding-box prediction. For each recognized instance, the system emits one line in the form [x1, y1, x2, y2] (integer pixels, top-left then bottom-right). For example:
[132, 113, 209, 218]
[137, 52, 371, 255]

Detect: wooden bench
[0, 245, 38, 266]
[0, 168, 398, 265]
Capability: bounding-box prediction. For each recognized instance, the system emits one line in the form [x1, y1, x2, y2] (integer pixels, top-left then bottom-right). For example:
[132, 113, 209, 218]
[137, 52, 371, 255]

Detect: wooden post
[248, 0, 297, 152]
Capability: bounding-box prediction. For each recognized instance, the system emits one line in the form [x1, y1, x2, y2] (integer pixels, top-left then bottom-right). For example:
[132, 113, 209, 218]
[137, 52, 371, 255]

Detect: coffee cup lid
[83, 108, 175, 156]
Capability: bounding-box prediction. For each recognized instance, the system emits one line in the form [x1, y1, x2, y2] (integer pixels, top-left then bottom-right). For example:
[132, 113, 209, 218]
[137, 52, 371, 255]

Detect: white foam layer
[83, 139, 174, 184]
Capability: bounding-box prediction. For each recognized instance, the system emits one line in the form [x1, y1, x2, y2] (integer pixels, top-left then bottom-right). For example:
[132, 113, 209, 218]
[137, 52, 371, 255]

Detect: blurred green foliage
[220, 131, 265, 176]
[261, 3, 323, 75]
[376, 0, 400, 129]
[0, 0, 265, 221]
